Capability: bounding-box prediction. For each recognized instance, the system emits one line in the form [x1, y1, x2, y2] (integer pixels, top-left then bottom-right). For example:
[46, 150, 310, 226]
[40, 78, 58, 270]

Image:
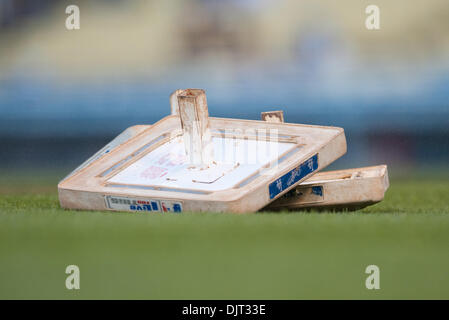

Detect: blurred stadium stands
[1, 0, 448, 172]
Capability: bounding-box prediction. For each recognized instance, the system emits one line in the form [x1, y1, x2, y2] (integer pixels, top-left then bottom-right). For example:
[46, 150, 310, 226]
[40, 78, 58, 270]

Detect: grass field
[0, 170, 448, 299]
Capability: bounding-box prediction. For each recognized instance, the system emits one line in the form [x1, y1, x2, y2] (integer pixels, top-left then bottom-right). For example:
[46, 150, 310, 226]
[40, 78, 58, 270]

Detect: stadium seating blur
[1, 0, 448, 172]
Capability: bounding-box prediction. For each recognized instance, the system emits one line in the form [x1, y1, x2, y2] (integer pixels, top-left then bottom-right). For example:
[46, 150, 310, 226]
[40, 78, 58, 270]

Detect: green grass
[0, 171, 449, 299]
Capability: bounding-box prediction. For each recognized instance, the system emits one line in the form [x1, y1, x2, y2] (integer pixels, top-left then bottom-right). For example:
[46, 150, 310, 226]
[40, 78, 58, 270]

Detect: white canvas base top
[58, 115, 347, 213]
[108, 135, 294, 192]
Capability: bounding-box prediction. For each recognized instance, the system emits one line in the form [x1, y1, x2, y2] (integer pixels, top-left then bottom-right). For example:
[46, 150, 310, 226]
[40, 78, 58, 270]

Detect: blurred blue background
[1, 0, 448, 174]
